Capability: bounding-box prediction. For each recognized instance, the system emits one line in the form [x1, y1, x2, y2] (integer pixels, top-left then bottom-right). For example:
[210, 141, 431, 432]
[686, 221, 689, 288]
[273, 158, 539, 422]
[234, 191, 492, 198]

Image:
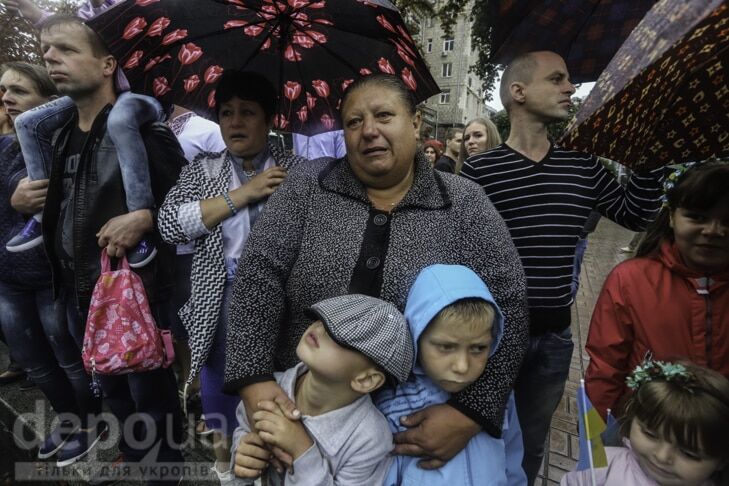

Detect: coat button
[373, 214, 388, 226]
[366, 257, 380, 269]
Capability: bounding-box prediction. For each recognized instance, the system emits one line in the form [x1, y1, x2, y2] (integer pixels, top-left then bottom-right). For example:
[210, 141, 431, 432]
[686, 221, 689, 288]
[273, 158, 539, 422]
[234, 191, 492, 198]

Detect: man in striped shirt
[461, 50, 663, 484]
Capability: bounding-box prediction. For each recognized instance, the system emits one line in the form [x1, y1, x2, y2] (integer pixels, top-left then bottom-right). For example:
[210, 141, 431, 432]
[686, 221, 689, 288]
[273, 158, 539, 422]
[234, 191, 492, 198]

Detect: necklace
[243, 169, 257, 178]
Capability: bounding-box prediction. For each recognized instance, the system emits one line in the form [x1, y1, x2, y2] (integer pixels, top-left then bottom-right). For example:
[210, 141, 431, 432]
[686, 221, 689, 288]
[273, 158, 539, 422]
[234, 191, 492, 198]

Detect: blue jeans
[13, 92, 162, 212]
[0, 281, 101, 426]
[514, 326, 574, 485]
[571, 237, 588, 298]
[66, 299, 184, 466]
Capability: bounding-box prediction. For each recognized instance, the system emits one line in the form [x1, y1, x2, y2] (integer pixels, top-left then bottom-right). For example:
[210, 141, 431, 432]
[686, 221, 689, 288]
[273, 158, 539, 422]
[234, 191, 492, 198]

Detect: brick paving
[537, 218, 636, 485]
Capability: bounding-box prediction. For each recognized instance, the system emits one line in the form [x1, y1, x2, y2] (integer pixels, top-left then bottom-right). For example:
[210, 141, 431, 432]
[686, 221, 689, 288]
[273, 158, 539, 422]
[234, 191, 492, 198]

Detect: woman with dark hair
[158, 70, 306, 482]
[585, 161, 729, 420]
[422, 139, 442, 166]
[1, 62, 104, 466]
[223, 73, 528, 477]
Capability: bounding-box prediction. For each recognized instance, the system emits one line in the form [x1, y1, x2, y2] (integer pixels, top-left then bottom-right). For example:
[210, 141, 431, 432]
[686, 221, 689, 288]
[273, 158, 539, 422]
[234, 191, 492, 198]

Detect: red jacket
[585, 241, 729, 418]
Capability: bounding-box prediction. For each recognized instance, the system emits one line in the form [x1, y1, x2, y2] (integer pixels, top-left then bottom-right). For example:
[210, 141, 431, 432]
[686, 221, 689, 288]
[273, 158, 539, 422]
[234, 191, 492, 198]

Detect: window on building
[441, 63, 452, 78]
[443, 37, 454, 52]
[426, 38, 433, 53]
[468, 77, 472, 87]
[439, 89, 451, 104]
[425, 16, 434, 28]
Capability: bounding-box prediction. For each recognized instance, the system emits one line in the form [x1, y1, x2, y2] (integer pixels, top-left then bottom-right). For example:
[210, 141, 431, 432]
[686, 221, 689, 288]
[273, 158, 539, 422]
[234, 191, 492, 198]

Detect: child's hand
[253, 400, 313, 460]
[233, 432, 271, 479]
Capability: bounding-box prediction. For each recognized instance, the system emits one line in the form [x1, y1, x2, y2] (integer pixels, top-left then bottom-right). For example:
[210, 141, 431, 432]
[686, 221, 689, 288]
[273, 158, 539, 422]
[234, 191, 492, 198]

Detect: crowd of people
[0, 1, 728, 486]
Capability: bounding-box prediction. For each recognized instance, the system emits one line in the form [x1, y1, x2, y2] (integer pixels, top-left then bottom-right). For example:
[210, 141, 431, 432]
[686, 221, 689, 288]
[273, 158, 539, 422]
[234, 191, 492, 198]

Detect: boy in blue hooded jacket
[375, 264, 527, 485]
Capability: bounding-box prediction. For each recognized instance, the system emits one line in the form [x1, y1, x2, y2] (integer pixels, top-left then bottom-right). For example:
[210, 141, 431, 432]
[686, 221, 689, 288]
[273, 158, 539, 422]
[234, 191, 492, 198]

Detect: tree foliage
[493, 97, 584, 142]
[0, 0, 80, 65]
[396, 0, 501, 102]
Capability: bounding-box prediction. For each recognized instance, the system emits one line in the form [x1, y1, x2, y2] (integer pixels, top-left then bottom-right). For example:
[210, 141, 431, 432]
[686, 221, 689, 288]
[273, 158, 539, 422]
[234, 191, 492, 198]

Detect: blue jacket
[375, 264, 527, 485]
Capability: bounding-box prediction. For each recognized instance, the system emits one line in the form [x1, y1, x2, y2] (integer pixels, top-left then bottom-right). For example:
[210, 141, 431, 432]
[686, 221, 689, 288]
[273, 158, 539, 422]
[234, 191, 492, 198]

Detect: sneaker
[127, 238, 158, 268]
[619, 246, 635, 253]
[56, 421, 109, 467]
[38, 419, 80, 459]
[5, 218, 43, 252]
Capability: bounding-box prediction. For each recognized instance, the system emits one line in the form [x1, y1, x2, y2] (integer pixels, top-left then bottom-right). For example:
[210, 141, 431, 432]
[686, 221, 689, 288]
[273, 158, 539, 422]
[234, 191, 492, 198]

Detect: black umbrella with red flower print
[87, 0, 440, 135]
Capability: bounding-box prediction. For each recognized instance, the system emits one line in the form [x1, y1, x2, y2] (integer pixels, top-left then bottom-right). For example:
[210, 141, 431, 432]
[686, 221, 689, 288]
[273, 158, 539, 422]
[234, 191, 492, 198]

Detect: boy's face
[418, 315, 493, 393]
[296, 320, 375, 383]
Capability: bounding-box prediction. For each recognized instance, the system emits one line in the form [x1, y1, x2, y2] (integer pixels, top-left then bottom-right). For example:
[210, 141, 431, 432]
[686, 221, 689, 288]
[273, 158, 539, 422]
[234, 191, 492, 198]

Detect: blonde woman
[456, 117, 501, 174]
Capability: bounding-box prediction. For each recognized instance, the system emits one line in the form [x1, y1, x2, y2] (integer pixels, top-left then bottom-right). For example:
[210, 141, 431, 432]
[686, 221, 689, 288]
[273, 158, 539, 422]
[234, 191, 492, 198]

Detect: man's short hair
[445, 127, 463, 142]
[41, 15, 110, 58]
[499, 52, 538, 113]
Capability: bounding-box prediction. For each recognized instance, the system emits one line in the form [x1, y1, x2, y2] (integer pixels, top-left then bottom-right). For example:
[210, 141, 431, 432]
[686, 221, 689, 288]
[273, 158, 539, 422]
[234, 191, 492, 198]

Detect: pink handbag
[82, 249, 174, 380]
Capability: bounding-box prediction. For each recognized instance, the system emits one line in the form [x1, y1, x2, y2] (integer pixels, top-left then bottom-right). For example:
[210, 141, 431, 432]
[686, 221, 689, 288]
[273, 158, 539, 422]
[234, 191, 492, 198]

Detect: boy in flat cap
[231, 294, 414, 485]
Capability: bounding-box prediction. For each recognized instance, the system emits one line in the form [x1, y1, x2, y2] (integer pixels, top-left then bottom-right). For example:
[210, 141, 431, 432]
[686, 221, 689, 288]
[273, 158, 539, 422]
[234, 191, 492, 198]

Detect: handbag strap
[100, 248, 131, 272]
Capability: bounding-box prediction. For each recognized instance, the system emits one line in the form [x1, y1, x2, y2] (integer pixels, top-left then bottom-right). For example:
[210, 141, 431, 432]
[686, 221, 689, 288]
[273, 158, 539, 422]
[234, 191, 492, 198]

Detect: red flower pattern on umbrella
[376, 15, 396, 34]
[161, 29, 187, 45]
[223, 20, 247, 29]
[377, 58, 395, 75]
[312, 80, 329, 98]
[123, 17, 147, 40]
[90, 0, 439, 136]
[153, 76, 171, 96]
[284, 81, 302, 101]
[204, 65, 224, 84]
[320, 114, 335, 130]
[274, 114, 289, 130]
[284, 45, 302, 61]
[123, 50, 144, 69]
[147, 17, 170, 37]
[144, 54, 171, 72]
[297, 105, 308, 123]
[183, 74, 200, 93]
[178, 43, 203, 65]
[401, 67, 417, 91]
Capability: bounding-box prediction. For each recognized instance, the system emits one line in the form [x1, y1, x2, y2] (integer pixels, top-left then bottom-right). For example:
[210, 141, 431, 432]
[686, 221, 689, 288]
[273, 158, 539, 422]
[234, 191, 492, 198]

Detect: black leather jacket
[42, 105, 185, 310]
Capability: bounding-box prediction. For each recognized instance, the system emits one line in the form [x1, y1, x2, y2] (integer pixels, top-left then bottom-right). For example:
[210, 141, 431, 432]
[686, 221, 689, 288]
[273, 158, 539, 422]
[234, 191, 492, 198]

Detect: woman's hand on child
[233, 432, 271, 479]
[254, 400, 314, 461]
[393, 404, 481, 469]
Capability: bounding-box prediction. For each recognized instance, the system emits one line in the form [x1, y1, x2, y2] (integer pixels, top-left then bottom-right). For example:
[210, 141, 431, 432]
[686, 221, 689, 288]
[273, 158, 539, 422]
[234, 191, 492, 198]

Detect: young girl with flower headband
[584, 161, 729, 419]
[562, 360, 729, 486]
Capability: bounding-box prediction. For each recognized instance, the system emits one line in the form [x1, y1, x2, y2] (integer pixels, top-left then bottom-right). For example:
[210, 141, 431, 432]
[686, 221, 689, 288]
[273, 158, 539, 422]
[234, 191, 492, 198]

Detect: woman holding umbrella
[157, 70, 306, 483]
[223, 74, 529, 477]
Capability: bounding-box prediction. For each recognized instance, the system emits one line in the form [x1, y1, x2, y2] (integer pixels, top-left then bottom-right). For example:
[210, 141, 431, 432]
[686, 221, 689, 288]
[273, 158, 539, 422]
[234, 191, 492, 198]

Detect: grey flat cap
[309, 294, 414, 383]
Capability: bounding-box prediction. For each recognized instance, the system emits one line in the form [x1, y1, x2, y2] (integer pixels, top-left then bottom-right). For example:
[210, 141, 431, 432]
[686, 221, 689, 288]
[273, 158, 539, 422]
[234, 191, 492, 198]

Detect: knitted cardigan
[222, 154, 529, 437]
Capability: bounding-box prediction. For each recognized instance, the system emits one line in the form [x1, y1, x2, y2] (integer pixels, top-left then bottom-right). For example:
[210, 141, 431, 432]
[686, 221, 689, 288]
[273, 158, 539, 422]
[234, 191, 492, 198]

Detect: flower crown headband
[626, 359, 692, 390]
[660, 162, 697, 208]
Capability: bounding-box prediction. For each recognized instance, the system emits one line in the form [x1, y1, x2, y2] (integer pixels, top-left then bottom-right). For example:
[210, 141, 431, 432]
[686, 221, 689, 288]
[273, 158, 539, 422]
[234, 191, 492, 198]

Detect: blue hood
[405, 264, 504, 371]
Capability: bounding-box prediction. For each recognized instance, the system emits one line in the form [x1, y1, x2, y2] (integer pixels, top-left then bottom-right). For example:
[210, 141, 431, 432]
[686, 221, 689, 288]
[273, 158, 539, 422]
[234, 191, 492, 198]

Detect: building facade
[416, 1, 496, 141]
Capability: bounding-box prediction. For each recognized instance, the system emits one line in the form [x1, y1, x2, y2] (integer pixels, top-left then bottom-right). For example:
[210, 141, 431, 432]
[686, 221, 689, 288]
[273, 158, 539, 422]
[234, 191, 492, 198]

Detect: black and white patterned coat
[157, 144, 305, 383]
[223, 154, 530, 437]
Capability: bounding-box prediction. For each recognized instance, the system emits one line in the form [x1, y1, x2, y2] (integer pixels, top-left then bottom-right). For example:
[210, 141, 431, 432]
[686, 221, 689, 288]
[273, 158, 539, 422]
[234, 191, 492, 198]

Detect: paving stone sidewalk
[538, 218, 637, 485]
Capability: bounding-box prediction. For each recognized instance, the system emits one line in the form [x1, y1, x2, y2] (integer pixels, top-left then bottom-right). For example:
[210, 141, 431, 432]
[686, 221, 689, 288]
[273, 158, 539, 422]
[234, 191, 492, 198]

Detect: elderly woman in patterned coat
[222, 73, 529, 476]
[157, 70, 305, 482]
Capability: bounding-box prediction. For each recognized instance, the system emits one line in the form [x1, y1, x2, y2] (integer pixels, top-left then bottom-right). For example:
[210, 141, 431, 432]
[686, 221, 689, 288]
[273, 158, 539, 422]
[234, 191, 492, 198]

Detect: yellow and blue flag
[576, 379, 608, 472]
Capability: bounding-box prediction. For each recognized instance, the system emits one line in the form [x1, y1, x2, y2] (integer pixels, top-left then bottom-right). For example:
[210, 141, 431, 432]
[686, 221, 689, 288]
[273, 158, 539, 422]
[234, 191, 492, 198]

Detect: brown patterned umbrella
[561, 0, 729, 170]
